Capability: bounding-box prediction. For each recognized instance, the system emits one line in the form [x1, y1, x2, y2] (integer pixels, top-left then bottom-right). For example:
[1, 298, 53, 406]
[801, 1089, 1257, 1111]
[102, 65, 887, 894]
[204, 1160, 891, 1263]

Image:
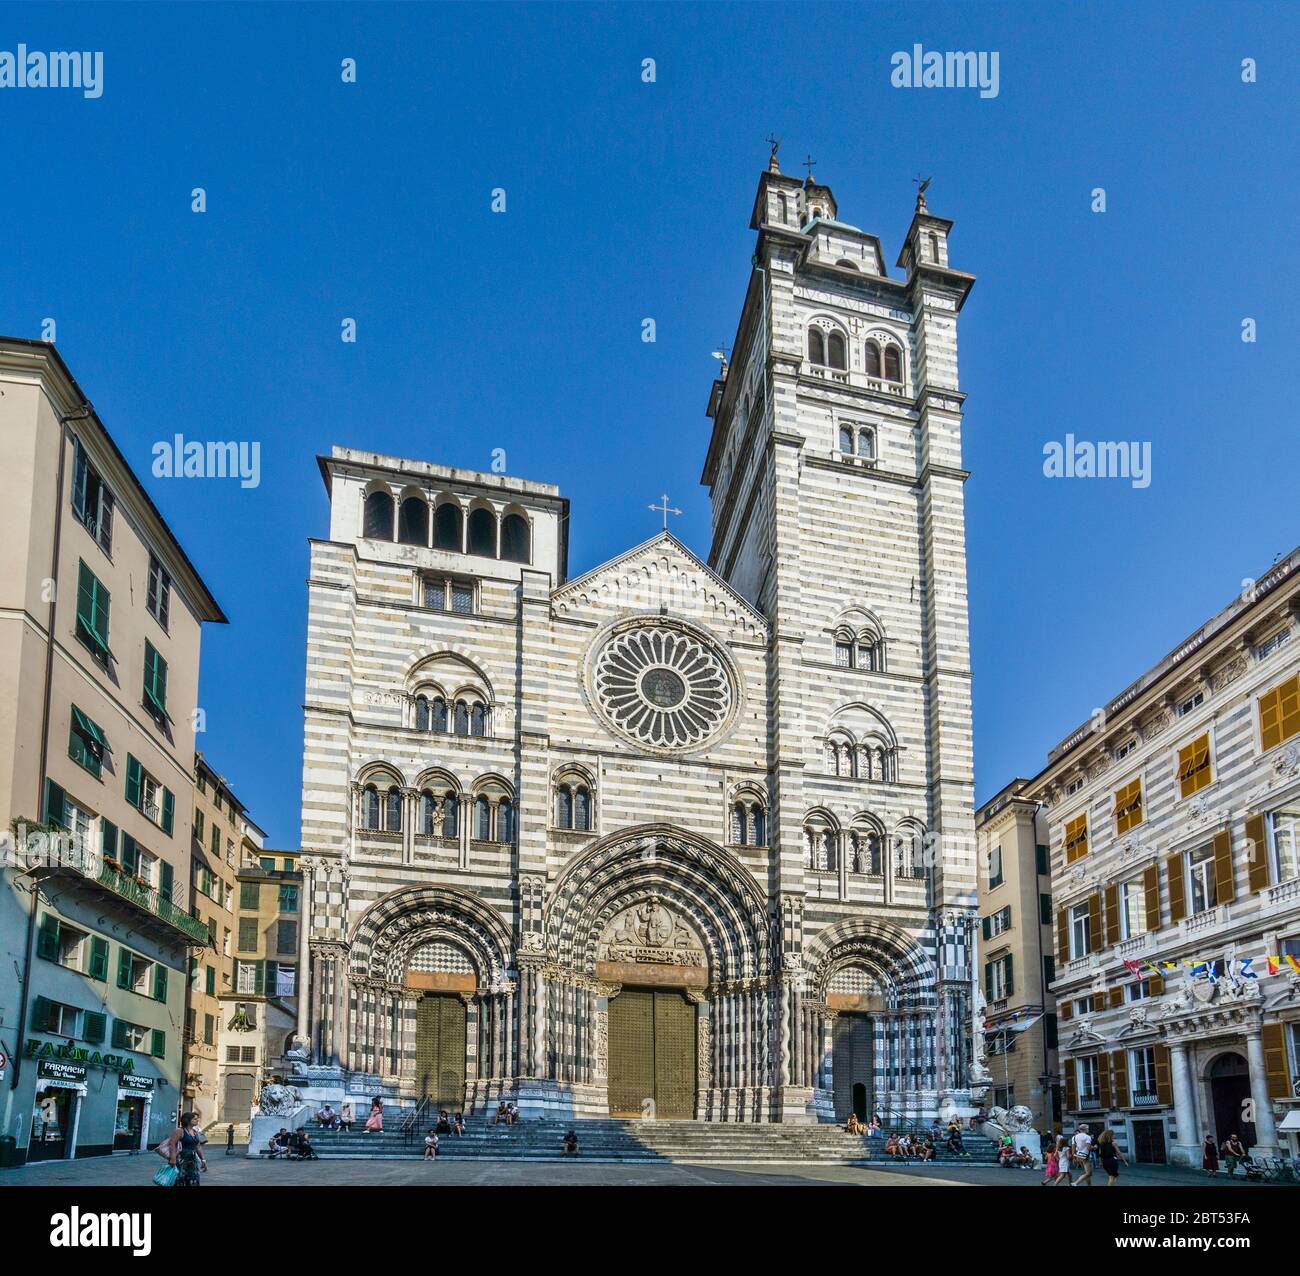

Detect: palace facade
[295, 159, 980, 1122]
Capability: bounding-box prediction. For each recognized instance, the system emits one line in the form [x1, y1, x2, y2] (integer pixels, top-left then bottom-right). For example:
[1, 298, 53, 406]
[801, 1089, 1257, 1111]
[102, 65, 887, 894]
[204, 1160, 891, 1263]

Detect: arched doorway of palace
[1208, 1051, 1256, 1147]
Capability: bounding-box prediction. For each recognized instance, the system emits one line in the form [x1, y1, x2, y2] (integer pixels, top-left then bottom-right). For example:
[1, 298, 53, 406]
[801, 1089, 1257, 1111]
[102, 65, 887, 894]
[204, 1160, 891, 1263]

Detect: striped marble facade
[297, 164, 980, 1122]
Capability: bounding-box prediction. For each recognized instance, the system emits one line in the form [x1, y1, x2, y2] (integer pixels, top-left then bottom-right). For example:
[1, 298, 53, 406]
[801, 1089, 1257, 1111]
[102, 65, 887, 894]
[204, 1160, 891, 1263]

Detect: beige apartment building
[217, 847, 301, 1123]
[1025, 547, 1300, 1166]
[0, 337, 225, 1163]
[975, 780, 1059, 1132]
[183, 754, 258, 1126]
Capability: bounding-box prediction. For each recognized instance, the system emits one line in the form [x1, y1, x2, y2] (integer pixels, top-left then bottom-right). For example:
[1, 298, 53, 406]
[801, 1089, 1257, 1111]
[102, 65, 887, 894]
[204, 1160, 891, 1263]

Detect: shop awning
[1279, 1110, 1300, 1133]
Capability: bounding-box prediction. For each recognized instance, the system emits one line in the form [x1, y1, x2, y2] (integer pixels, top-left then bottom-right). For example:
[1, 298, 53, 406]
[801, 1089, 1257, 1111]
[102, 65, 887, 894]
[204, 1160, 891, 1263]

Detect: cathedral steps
[289, 1117, 999, 1164]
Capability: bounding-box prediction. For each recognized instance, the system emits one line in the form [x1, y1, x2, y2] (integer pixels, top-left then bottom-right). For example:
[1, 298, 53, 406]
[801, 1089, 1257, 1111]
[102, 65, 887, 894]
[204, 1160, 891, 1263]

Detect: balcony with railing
[26, 844, 210, 947]
[1131, 1089, 1161, 1108]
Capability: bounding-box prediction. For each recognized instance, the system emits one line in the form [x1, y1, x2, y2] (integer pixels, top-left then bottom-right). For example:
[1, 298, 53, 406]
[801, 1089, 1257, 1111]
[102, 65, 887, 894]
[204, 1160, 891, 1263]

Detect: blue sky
[2, 2, 1295, 844]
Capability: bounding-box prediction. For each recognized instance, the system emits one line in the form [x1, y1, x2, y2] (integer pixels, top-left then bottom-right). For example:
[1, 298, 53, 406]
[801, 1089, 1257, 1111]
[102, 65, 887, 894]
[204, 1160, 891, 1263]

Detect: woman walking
[1202, 1134, 1219, 1177]
[364, 1097, 384, 1133]
[159, 1112, 207, 1186]
[1097, 1128, 1127, 1185]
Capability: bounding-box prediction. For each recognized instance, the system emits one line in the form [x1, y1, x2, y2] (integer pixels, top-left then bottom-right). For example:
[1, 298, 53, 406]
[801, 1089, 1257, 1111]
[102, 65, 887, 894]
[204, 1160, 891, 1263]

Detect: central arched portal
[607, 987, 698, 1119]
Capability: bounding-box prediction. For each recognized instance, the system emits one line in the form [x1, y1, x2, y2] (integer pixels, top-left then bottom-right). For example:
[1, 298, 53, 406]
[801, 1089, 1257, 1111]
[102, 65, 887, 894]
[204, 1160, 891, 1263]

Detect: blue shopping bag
[153, 1164, 179, 1187]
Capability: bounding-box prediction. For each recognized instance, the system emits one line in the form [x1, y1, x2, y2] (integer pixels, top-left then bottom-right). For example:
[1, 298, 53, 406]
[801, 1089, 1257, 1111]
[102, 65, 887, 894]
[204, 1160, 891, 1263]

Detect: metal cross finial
[649, 493, 682, 532]
[803, 154, 817, 180]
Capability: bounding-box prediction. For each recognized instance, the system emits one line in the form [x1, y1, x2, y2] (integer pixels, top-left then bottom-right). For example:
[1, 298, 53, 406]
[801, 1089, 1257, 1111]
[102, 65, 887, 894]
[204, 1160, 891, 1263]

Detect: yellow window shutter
[1065, 814, 1089, 863]
[1104, 883, 1120, 947]
[1108, 986, 1123, 1008]
[1245, 813, 1270, 893]
[1086, 892, 1102, 952]
[1143, 864, 1160, 932]
[1166, 852, 1186, 923]
[1212, 829, 1236, 905]
[1283, 674, 1300, 745]
[1154, 1044, 1172, 1106]
[1064, 1064, 1078, 1112]
[1060, 999, 1074, 1022]
[1261, 1023, 1291, 1100]
[1178, 734, 1211, 798]
[1111, 1049, 1129, 1108]
[1056, 907, 1069, 965]
[1149, 971, 1165, 995]
[1098, 1052, 1112, 1109]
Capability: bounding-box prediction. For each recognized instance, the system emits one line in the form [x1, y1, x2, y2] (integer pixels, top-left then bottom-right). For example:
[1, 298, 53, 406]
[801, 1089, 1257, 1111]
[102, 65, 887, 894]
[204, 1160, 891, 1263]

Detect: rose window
[592, 624, 734, 749]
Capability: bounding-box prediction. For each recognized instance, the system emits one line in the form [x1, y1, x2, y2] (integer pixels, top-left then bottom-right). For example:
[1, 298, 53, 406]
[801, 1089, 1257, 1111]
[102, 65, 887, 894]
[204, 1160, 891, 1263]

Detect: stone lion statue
[258, 1084, 302, 1116]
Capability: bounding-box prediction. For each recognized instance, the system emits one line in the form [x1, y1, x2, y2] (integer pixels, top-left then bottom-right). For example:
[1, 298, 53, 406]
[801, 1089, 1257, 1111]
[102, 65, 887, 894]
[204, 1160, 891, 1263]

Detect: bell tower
[701, 154, 980, 1118]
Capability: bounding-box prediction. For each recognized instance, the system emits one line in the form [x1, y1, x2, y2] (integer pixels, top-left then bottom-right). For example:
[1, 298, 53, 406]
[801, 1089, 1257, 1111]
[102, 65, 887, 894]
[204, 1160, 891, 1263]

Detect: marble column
[1245, 1027, 1281, 1157]
[1169, 1041, 1202, 1166]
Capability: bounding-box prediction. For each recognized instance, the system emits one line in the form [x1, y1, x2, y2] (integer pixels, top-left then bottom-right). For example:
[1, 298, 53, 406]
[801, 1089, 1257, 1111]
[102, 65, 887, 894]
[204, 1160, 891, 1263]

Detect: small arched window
[834, 636, 854, 668]
[431, 697, 448, 732]
[498, 799, 514, 844]
[827, 332, 847, 371]
[838, 425, 853, 454]
[556, 787, 572, 828]
[442, 793, 458, 838]
[884, 345, 902, 383]
[753, 807, 766, 847]
[865, 341, 882, 379]
[808, 328, 826, 366]
[362, 785, 380, 831]
[501, 513, 530, 563]
[398, 496, 428, 546]
[363, 491, 394, 541]
[415, 696, 430, 731]
[467, 508, 496, 557]
[856, 429, 875, 460]
[574, 787, 591, 832]
[475, 796, 492, 840]
[732, 803, 747, 845]
[470, 703, 487, 737]
[454, 702, 469, 736]
[434, 502, 463, 551]
[419, 791, 436, 836]
[385, 786, 403, 832]
[836, 259, 857, 271]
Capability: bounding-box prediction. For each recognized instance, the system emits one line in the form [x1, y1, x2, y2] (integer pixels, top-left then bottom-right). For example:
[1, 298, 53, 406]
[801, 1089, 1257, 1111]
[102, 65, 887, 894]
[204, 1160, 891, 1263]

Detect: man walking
[1070, 1124, 1094, 1186]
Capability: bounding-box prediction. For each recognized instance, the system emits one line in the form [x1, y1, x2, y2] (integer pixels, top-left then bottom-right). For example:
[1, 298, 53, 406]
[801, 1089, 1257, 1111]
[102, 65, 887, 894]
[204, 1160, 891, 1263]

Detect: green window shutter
[151, 1028, 166, 1059]
[153, 964, 168, 1003]
[240, 881, 259, 910]
[117, 947, 132, 989]
[88, 935, 109, 981]
[43, 779, 67, 829]
[161, 788, 175, 836]
[143, 643, 169, 718]
[76, 562, 111, 656]
[205, 966, 215, 995]
[1004, 953, 1014, 998]
[111, 1018, 128, 1050]
[36, 914, 60, 962]
[83, 1010, 106, 1044]
[120, 834, 138, 876]
[30, 995, 52, 1032]
[981, 915, 991, 941]
[983, 962, 994, 1002]
[125, 754, 142, 808]
[71, 435, 87, 519]
[101, 819, 117, 861]
[253, 961, 265, 995]
[159, 860, 174, 900]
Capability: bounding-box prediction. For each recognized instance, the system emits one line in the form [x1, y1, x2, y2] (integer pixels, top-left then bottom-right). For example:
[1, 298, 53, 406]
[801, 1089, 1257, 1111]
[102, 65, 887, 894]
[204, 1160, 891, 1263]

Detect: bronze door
[832, 1014, 873, 1120]
[608, 988, 697, 1119]
[415, 994, 467, 1111]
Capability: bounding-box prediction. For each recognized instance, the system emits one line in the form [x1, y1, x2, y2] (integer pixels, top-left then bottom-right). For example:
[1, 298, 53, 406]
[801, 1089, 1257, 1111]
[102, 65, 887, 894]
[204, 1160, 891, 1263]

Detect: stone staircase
[288, 1109, 997, 1165]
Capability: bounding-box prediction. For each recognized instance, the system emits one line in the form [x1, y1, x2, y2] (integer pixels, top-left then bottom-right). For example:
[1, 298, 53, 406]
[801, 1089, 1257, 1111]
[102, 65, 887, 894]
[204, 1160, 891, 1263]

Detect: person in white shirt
[1070, 1125, 1094, 1185]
